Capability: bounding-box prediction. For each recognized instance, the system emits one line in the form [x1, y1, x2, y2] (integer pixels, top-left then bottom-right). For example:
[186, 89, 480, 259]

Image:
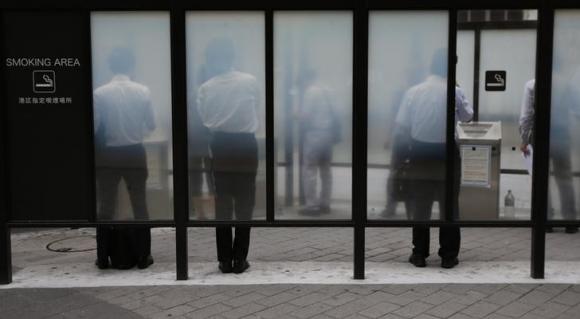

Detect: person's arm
[197, 84, 208, 127]
[93, 93, 102, 133]
[252, 78, 260, 111]
[393, 89, 413, 146]
[455, 87, 473, 122]
[567, 69, 580, 117]
[299, 86, 323, 128]
[519, 80, 535, 155]
[301, 87, 317, 117]
[143, 89, 156, 134]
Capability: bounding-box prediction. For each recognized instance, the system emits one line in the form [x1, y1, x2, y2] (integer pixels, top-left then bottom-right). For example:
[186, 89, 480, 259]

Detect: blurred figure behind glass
[394, 49, 472, 269]
[297, 68, 341, 216]
[197, 37, 260, 274]
[94, 47, 155, 270]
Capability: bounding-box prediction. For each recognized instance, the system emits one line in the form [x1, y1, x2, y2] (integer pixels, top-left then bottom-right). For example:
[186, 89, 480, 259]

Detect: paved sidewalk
[10, 227, 580, 268]
[3, 284, 580, 319]
[4, 227, 580, 318]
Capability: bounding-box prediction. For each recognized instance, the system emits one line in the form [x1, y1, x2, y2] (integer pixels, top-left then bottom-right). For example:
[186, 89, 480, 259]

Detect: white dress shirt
[94, 74, 156, 147]
[395, 75, 473, 143]
[197, 70, 260, 133]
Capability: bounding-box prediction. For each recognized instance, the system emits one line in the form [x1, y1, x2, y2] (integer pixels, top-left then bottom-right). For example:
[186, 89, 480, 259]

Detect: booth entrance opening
[456, 9, 537, 221]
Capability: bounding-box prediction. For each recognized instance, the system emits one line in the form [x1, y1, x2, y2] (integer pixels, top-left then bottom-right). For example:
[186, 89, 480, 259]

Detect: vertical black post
[353, 3, 368, 280]
[0, 138, 10, 285]
[446, 8, 458, 222]
[266, 10, 275, 222]
[0, 225, 10, 285]
[530, 4, 553, 279]
[170, 6, 189, 281]
[473, 29, 481, 121]
[0, 10, 12, 285]
[84, 10, 97, 223]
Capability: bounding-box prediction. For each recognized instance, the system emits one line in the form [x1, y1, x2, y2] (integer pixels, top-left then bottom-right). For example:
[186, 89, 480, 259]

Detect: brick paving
[3, 227, 580, 318]
[12, 227, 580, 266]
[3, 284, 580, 319]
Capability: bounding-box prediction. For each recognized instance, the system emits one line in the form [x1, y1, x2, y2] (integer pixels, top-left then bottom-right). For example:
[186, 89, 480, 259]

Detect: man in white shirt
[94, 47, 156, 269]
[519, 76, 578, 233]
[395, 49, 473, 269]
[197, 38, 260, 274]
[298, 69, 340, 216]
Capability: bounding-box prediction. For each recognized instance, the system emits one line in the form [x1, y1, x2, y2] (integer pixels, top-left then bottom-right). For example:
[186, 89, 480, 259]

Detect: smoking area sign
[2, 11, 91, 221]
[485, 71, 506, 91]
[33, 70, 55, 93]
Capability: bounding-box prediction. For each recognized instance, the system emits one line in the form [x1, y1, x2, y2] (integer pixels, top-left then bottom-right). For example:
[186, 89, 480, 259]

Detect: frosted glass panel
[186, 12, 265, 221]
[479, 29, 536, 170]
[274, 12, 352, 220]
[367, 11, 449, 221]
[549, 10, 580, 221]
[457, 30, 475, 106]
[91, 12, 173, 221]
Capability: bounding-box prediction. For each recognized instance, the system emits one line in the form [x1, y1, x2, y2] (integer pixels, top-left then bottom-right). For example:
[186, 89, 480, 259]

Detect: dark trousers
[210, 132, 258, 262]
[96, 144, 151, 261]
[408, 140, 460, 259]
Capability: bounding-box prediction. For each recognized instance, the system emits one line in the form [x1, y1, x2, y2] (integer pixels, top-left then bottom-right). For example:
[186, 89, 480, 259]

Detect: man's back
[94, 75, 155, 147]
[197, 70, 260, 134]
[396, 75, 447, 144]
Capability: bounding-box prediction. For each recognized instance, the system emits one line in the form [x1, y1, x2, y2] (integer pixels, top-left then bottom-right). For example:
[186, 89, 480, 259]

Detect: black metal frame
[0, 0, 578, 284]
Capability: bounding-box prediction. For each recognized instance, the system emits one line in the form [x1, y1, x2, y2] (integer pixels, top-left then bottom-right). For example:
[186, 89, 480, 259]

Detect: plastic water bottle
[504, 190, 516, 219]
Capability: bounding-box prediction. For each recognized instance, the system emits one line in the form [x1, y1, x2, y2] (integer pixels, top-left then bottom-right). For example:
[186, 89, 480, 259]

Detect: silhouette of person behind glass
[520, 75, 578, 233]
[297, 68, 340, 216]
[94, 47, 156, 270]
[395, 49, 472, 269]
[197, 38, 260, 274]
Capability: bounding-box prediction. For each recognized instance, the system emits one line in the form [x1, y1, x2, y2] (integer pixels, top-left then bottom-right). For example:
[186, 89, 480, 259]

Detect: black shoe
[137, 255, 154, 269]
[232, 260, 250, 274]
[408, 254, 426, 268]
[546, 226, 554, 233]
[95, 258, 109, 270]
[441, 257, 459, 269]
[219, 261, 233, 274]
[565, 226, 579, 234]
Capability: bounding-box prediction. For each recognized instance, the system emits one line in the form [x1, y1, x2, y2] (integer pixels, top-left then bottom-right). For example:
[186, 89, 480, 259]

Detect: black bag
[388, 159, 412, 201]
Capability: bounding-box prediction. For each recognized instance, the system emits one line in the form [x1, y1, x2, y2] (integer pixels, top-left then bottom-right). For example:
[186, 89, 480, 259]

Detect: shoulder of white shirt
[95, 75, 150, 97]
[200, 70, 258, 89]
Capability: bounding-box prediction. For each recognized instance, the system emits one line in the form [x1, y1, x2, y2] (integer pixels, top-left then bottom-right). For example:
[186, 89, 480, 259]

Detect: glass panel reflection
[549, 10, 580, 224]
[274, 12, 353, 220]
[367, 11, 449, 221]
[186, 12, 266, 221]
[91, 12, 173, 221]
[457, 31, 475, 106]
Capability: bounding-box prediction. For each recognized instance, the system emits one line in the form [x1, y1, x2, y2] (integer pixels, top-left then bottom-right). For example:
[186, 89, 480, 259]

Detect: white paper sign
[461, 145, 491, 188]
